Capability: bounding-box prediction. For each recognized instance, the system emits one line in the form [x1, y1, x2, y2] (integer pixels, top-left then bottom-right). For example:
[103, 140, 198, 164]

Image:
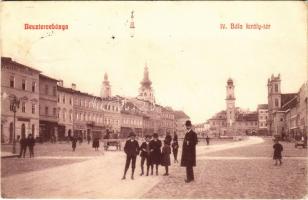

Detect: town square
[1, 1, 307, 199]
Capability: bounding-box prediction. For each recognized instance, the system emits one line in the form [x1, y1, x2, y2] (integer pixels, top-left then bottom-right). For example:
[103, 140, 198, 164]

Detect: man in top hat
[122, 132, 140, 180]
[181, 120, 198, 183]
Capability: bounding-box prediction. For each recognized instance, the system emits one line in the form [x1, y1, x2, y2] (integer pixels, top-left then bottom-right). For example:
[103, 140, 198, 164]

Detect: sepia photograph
[1, 1, 307, 199]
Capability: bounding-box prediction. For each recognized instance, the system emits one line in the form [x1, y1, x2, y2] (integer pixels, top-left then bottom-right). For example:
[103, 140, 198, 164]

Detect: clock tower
[226, 78, 236, 127]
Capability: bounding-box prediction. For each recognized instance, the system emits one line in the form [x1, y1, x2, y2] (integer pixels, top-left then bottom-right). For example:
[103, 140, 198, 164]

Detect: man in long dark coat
[19, 135, 27, 158]
[181, 120, 198, 183]
[27, 134, 35, 158]
[122, 132, 139, 180]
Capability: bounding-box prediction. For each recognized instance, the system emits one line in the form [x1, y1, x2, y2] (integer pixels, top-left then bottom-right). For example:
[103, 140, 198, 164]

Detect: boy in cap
[122, 132, 140, 180]
[139, 135, 152, 176]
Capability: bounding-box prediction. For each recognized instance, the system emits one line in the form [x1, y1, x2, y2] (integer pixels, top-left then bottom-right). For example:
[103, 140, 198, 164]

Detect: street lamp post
[10, 96, 20, 154]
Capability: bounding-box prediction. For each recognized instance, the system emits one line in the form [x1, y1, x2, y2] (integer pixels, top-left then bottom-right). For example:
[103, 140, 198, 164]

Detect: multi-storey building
[101, 97, 121, 134]
[268, 75, 308, 138]
[267, 74, 302, 136]
[174, 110, 190, 138]
[120, 101, 143, 137]
[39, 74, 58, 141]
[1, 57, 40, 143]
[208, 111, 227, 137]
[161, 106, 175, 135]
[73, 88, 104, 139]
[257, 104, 268, 135]
[207, 78, 259, 137]
[57, 81, 74, 140]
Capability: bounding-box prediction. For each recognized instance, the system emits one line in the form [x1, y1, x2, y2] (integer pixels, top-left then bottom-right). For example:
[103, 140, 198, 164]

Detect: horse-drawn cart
[103, 139, 122, 151]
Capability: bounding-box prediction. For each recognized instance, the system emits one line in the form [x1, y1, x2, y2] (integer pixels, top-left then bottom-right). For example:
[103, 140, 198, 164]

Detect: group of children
[122, 132, 179, 180]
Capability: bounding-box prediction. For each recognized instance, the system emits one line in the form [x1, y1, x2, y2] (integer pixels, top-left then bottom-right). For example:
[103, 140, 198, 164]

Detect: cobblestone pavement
[0, 137, 252, 198]
[143, 138, 308, 199]
[3, 137, 306, 199]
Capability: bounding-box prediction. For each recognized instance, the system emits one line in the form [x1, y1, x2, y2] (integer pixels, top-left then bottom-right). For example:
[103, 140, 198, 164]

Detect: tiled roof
[1, 57, 41, 73]
[257, 104, 268, 109]
[39, 74, 59, 82]
[281, 96, 297, 111]
[173, 110, 189, 119]
[236, 112, 258, 121]
[281, 93, 297, 107]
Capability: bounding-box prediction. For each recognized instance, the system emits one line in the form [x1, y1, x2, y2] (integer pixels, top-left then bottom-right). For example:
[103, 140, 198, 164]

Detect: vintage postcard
[1, 1, 307, 199]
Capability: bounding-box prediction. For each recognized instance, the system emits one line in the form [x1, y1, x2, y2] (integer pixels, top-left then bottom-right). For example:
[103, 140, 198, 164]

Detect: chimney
[71, 83, 76, 90]
[58, 80, 64, 87]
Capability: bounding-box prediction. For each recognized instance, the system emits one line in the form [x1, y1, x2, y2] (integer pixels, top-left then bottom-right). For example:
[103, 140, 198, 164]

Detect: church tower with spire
[101, 73, 111, 98]
[137, 64, 155, 104]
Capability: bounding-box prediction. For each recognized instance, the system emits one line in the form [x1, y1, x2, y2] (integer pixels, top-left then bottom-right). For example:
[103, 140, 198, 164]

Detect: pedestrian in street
[171, 132, 179, 163]
[87, 134, 91, 144]
[161, 140, 171, 176]
[27, 134, 35, 158]
[205, 135, 210, 145]
[122, 132, 139, 180]
[72, 136, 77, 152]
[150, 133, 162, 176]
[164, 132, 172, 146]
[181, 120, 198, 183]
[19, 135, 27, 158]
[139, 135, 152, 176]
[273, 139, 283, 166]
[92, 137, 100, 151]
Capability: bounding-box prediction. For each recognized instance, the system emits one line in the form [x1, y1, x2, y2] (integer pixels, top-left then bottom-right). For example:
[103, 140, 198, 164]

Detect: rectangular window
[63, 96, 65, 104]
[22, 80, 26, 90]
[53, 86, 56, 96]
[58, 95, 60, 102]
[32, 104, 35, 114]
[32, 81, 36, 92]
[10, 76, 14, 88]
[53, 108, 57, 117]
[45, 85, 49, 95]
[69, 98, 72, 105]
[45, 107, 49, 116]
[22, 102, 26, 113]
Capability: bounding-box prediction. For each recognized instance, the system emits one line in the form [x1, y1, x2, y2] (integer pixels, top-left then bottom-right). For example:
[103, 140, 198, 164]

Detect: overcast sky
[1, 1, 307, 123]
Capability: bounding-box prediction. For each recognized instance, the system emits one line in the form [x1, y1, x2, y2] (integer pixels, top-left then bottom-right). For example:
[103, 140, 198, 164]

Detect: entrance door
[21, 123, 26, 138]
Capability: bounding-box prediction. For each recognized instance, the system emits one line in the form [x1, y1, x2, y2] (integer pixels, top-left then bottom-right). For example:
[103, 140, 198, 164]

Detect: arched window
[275, 84, 278, 92]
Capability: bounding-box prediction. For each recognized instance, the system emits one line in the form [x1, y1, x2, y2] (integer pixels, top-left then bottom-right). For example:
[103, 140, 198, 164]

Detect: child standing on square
[161, 140, 171, 176]
[273, 139, 283, 166]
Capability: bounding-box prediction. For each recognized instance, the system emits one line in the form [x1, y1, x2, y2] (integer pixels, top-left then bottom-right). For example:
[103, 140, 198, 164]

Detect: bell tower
[267, 74, 281, 135]
[226, 78, 236, 127]
[101, 73, 111, 98]
[137, 64, 155, 104]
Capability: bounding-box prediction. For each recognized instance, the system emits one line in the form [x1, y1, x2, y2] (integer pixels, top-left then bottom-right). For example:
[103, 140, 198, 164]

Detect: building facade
[257, 104, 269, 135]
[174, 110, 190, 138]
[57, 81, 74, 140]
[267, 74, 307, 137]
[269, 79, 308, 139]
[208, 78, 259, 137]
[39, 74, 58, 141]
[1, 57, 40, 143]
